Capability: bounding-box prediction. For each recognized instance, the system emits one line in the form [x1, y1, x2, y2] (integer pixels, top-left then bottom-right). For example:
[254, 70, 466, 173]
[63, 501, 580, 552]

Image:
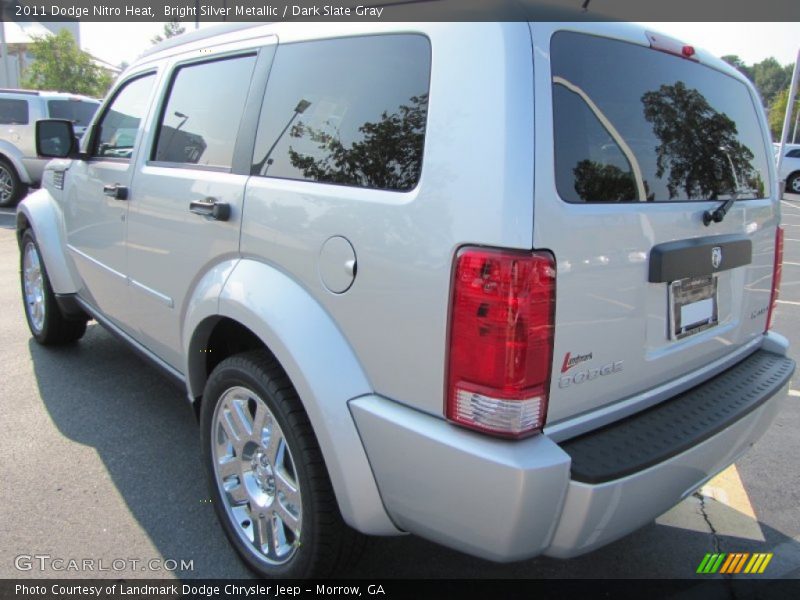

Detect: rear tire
[0, 158, 27, 207]
[200, 350, 365, 578]
[20, 229, 87, 345]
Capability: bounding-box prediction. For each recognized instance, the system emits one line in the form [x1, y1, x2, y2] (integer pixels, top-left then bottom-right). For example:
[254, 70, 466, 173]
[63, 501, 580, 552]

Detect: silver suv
[16, 22, 795, 578]
[0, 89, 99, 206]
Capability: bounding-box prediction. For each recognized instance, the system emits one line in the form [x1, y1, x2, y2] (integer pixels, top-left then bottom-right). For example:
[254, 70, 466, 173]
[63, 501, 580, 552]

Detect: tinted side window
[94, 74, 156, 160]
[552, 32, 770, 203]
[787, 149, 800, 159]
[47, 100, 99, 128]
[251, 35, 431, 192]
[153, 55, 256, 168]
[0, 99, 29, 125]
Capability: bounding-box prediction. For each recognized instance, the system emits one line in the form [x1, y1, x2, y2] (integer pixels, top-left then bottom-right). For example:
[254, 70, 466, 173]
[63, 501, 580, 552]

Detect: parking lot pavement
[0, 201, 799, 580]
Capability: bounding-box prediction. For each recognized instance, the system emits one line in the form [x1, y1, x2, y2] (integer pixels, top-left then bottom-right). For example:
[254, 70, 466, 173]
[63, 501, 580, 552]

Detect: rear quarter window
[551, 31, 771, 203]
[251, 34, 431, 192]
[47, 100, 99, 128]
[0, 99, 29, 125]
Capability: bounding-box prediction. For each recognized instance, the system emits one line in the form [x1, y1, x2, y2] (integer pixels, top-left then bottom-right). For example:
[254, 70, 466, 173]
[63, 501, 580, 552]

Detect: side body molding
[16, 186, 80, 294]
[183, 258, 400, 536]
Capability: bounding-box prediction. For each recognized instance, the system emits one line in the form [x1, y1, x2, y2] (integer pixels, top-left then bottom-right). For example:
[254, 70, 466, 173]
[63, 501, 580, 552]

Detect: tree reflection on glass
[286, 94, 428, 192]
[574, 160, 639, 202]
[641, 81, 763, 200]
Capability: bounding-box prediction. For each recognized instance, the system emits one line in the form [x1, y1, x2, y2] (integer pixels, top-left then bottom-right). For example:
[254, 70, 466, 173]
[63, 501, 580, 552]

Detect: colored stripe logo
[696, 553, 773, 574]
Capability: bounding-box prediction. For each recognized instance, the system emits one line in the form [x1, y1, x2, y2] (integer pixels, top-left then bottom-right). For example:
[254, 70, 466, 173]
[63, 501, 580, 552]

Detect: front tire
[200, 351, 364, 578]
[20, 229, 87, 345]
[0, 158, 27, 207]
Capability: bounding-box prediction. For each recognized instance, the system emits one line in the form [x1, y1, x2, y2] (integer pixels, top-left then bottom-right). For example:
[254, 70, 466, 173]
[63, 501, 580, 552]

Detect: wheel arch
[0, 143, 33, 184]
[183, 258, 400, 536]
[16, 188, 79, 294]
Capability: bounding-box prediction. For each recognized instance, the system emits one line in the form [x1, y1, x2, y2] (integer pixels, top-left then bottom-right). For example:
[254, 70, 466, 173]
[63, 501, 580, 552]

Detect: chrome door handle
[189, 198, 231, 222]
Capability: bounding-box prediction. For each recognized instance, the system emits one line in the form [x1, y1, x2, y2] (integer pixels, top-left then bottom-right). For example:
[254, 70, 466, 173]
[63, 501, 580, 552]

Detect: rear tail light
[446, 247, 556, 438]
[766, 226, 784, 331]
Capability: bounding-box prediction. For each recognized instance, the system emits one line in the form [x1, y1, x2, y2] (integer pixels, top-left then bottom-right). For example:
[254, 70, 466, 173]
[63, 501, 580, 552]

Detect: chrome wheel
[0, 164, 13, 204]
[211, 386, 302, 566]
[22, 241, 45, 333]
[790, 175, 800, 194]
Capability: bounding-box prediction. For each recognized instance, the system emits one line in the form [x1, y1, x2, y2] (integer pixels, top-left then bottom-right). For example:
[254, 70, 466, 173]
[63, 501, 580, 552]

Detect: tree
[642, 82, 762, 199]
[751, 57, 792, 108]
[721, 55, 753, 81]
[285, 94, 428, 191]
[151, 20, 186, 45]
[770, 87, 800, 143]
[21, 30, 113, 97]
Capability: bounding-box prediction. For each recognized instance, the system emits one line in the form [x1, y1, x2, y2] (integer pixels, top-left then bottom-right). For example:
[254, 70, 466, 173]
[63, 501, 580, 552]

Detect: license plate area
[669, 275, 718, 340]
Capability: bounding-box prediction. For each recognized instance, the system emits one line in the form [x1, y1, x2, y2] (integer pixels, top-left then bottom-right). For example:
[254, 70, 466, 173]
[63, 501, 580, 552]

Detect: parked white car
[774, 142, 800, 193]
[16, 22, 794, 578]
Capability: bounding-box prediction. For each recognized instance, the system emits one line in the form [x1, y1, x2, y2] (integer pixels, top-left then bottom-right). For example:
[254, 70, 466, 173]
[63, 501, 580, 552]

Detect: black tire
[0, 158, 28, 207]
[787, 172, 800, 195]
[200, 350, 365, 578]
[20, 229, 87, 345]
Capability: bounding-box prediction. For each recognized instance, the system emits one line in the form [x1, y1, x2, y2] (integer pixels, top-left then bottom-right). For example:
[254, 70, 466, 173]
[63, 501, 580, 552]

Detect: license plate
[669, 275, 718, 340]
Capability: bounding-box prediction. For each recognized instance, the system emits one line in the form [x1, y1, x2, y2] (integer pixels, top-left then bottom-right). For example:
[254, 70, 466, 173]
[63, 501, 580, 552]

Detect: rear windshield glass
[552, 31, 771, 203]
[48, 100, 99, 128]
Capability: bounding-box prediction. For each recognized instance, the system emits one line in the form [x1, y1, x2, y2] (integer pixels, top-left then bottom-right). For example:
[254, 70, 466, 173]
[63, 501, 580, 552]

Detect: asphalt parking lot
[0, 200, 799, 581]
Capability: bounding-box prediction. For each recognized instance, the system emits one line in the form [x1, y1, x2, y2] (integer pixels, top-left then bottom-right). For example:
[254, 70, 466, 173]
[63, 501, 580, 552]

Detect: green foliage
[721, 54, 795, 140]
[770, 87, 800, 143]
[21, 30, 113, 98]
[151, 20, 186, 45]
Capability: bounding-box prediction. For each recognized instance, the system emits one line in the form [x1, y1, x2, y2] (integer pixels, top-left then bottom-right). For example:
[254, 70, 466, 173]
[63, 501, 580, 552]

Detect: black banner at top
[2, 0, 800, 22]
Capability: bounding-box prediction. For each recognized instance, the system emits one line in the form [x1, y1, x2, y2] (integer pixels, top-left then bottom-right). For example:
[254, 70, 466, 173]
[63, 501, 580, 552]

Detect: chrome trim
[129, 277, 174, 308]
[544, 337, 763, 443]
[75, 296, 185, 384]
[68, 244, 174, 308]
[67, 244, 127, 281]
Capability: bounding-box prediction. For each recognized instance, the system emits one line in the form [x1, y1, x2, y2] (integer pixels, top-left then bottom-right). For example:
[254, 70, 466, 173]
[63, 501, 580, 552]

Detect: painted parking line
[700, 465, 759, 524]
[788, 389, 800, 397]
[777, 300, 800, 306]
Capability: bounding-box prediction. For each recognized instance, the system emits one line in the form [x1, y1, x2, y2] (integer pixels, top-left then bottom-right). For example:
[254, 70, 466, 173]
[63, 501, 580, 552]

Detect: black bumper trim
[561, 349, 795, 484]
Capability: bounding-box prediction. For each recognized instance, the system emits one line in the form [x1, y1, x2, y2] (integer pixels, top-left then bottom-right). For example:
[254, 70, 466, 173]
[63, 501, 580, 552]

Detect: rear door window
[0, 99, 29, 124]
[152, 54, 257, 168]
[251, 34, 431, 192]
[552, 31, 771, 203]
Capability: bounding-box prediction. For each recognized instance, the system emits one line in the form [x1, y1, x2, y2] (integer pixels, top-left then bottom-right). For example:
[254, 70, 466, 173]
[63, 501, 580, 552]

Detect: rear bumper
[350, 346, 794, 562]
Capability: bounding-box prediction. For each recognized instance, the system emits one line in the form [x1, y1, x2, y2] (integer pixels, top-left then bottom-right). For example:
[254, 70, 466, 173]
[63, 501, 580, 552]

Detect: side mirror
[36, 119, 78, 158]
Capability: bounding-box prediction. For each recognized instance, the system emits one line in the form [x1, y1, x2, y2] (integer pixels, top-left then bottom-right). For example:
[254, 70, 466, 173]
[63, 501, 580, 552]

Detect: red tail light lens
[767, 226, 784, 331]
[446, 247, 556, 438]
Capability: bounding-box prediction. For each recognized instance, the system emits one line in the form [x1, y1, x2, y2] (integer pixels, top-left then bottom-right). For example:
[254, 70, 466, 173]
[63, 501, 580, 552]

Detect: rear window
[0, 99, 29, 125]
[251, 34, 431, 192]
[552, 31, 771, 203]
[47, 100, 98, 128]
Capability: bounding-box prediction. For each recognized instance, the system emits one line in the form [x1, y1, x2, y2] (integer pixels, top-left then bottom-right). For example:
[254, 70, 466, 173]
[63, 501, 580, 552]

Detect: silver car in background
[0, 89, 99, 206]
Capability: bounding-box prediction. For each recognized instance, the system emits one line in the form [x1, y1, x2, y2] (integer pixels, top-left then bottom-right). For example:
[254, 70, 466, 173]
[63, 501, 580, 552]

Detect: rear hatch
[530, 25, 779, 425]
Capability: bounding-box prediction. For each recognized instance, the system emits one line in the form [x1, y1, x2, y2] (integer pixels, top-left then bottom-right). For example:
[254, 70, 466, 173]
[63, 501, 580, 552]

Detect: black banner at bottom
[2, 579, 800, 600]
